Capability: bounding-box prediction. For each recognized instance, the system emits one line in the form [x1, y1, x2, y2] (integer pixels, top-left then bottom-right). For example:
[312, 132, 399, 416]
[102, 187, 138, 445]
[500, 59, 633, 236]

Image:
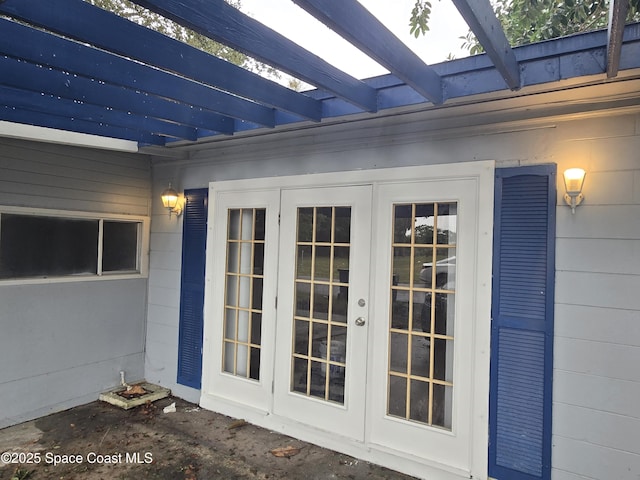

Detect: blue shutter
[489, 165, 556, 480]
[177, 188, 208, 389]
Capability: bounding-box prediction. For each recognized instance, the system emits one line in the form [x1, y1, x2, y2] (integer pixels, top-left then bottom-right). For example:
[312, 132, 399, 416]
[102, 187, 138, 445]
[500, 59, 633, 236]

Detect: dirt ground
[0, 396, 418, 480]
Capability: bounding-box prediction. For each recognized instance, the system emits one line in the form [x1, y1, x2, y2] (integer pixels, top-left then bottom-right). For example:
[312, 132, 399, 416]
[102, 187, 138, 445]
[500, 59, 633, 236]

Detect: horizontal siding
[556, 205, 640, 239]
[554, 369, 640, 421]
[146, 321, 178, 348]
[556, 271, 640, 311]
[0, 148, 148, 188]
[149, 243, 183, 271]
[147, 303, 179, 328]
[0, 137, 149, 178]
[553, 403, 640, 455]
[556, 238, 640, 275]
[552, 113, 640, 480]
[148, 284, 181, 309]
[553, 435, 640, 480]
[148, 266, 181, 290]
[555, 304, 640, 346]
[0, 137, 150, 215]
[551, 470, 597, 480]
[554, 337, 640, 383]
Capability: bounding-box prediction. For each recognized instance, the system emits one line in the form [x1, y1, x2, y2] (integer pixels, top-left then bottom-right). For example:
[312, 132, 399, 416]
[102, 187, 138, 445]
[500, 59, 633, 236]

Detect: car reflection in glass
[419, 257, 455, 333]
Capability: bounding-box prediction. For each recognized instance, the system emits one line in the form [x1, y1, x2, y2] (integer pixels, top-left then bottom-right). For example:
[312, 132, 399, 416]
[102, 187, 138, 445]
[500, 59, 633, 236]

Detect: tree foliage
[411, 0, 640, 54]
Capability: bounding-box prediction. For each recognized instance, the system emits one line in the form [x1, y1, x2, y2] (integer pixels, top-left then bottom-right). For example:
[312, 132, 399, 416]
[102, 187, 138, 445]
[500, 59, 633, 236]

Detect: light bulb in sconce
[563, 168, 586, 214]
[161, 182, 183, 217]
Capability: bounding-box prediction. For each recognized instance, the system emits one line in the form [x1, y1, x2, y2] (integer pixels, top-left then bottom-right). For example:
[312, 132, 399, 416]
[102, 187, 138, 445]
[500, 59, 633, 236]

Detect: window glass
[291, 206, 351, 404]
[0, 214, 98, 279]
[389, 202, 457, 430]
[103, 221, 139, 272]
[0, 211, 144, 281]
[223, 208, 266, 381]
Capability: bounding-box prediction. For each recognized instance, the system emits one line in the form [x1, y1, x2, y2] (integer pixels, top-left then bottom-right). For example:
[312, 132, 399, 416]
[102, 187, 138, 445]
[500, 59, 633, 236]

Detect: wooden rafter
[451, 0, 521, 90]
[0, 18, 275, 127]
[292, 0, 443, 104]
[0, 0, 321, 122]
[607, 0, 630, 78]
[131, 0, 379, 112]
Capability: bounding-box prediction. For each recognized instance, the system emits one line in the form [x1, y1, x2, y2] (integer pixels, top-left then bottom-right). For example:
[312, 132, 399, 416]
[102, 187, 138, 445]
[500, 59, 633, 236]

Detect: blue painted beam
[0, 106, 165, 146]
[607, 0, 630, 78]
[130, 0, 378, 112]
[450, 0, 521, 90]
[0, 54, 234, 135]
[0, 0, 321, 122]
[0, 85, 198, 141]
[204, 25, 640, 135]
[292, 0, 443, 105]
[0, 18, 276, 127]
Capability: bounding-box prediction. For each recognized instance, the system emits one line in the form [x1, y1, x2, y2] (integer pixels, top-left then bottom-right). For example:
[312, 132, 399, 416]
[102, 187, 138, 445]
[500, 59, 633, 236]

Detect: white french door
[201, 189, 280, 412]
[201, 162, 493, 478]
[273, 185, 372, 440]
[368, 178, 480, 470]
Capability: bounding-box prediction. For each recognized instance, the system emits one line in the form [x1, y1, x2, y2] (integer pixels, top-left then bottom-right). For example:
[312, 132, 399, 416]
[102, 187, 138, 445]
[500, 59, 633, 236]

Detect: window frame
[0, 205, 149, 285]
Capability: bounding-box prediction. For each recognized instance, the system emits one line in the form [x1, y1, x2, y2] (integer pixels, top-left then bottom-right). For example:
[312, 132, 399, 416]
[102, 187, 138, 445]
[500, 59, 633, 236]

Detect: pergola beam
[0, 18, 275, 129]
[0, 0, 322, 122]
[0, 85, 197, 141]
[607, 0, 630, 78]
[0, 56, 234, 135]
[451, 0, 521, 90]
[131, 0, 378, 112]
[292, 0, 442, 104]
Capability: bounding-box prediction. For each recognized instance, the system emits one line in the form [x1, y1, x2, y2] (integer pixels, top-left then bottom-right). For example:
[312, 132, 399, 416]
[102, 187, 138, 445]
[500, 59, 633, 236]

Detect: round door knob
[355, 317, 366, 326]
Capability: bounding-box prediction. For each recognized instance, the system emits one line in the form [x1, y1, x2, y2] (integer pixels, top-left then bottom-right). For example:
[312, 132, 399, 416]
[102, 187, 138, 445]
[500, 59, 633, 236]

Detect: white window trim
[0, 205, 149, 286]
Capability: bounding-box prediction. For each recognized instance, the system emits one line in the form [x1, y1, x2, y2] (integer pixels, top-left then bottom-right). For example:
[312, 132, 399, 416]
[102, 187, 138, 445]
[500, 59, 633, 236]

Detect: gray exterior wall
[0, 137, 151, 428]
[149, 109, 640, 479]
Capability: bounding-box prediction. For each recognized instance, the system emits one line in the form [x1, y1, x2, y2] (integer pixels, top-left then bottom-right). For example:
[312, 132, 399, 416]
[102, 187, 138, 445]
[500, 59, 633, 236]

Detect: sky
[240, 0, 470, 80]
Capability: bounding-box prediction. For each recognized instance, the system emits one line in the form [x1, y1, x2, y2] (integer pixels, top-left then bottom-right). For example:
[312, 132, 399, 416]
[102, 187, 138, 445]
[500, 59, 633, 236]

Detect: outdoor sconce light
[563, 168, 586, 214]
[161, 182, 183, 217]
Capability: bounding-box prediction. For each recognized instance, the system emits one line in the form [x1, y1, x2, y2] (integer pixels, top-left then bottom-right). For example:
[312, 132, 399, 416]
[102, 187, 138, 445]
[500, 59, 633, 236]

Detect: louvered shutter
[177, 188, 208, 389]
[489, 166, 556, 480]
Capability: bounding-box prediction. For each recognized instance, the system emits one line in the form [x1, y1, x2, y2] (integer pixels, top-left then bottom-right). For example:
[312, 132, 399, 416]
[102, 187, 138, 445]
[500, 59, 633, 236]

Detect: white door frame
[200, 161, 494, 480]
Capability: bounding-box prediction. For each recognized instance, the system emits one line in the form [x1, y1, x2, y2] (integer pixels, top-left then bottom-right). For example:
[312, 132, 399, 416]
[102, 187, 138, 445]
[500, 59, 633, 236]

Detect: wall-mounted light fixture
[161, 182, 183, 217]
[563, 168, 586, 214]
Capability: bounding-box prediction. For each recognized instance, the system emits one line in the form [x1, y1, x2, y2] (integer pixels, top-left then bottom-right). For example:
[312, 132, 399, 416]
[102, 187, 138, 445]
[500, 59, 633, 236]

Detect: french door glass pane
[291, 206, 351, 404]
[222, 208, 266, 381]
[388, 202, 456, 429]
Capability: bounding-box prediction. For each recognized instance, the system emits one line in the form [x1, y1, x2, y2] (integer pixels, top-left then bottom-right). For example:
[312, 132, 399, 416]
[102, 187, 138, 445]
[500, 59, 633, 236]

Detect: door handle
[355, 317, 366, 326]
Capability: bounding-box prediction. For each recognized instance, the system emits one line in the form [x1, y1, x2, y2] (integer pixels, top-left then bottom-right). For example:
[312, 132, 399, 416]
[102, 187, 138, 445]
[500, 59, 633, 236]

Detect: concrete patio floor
[0, 396, 418, 479]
